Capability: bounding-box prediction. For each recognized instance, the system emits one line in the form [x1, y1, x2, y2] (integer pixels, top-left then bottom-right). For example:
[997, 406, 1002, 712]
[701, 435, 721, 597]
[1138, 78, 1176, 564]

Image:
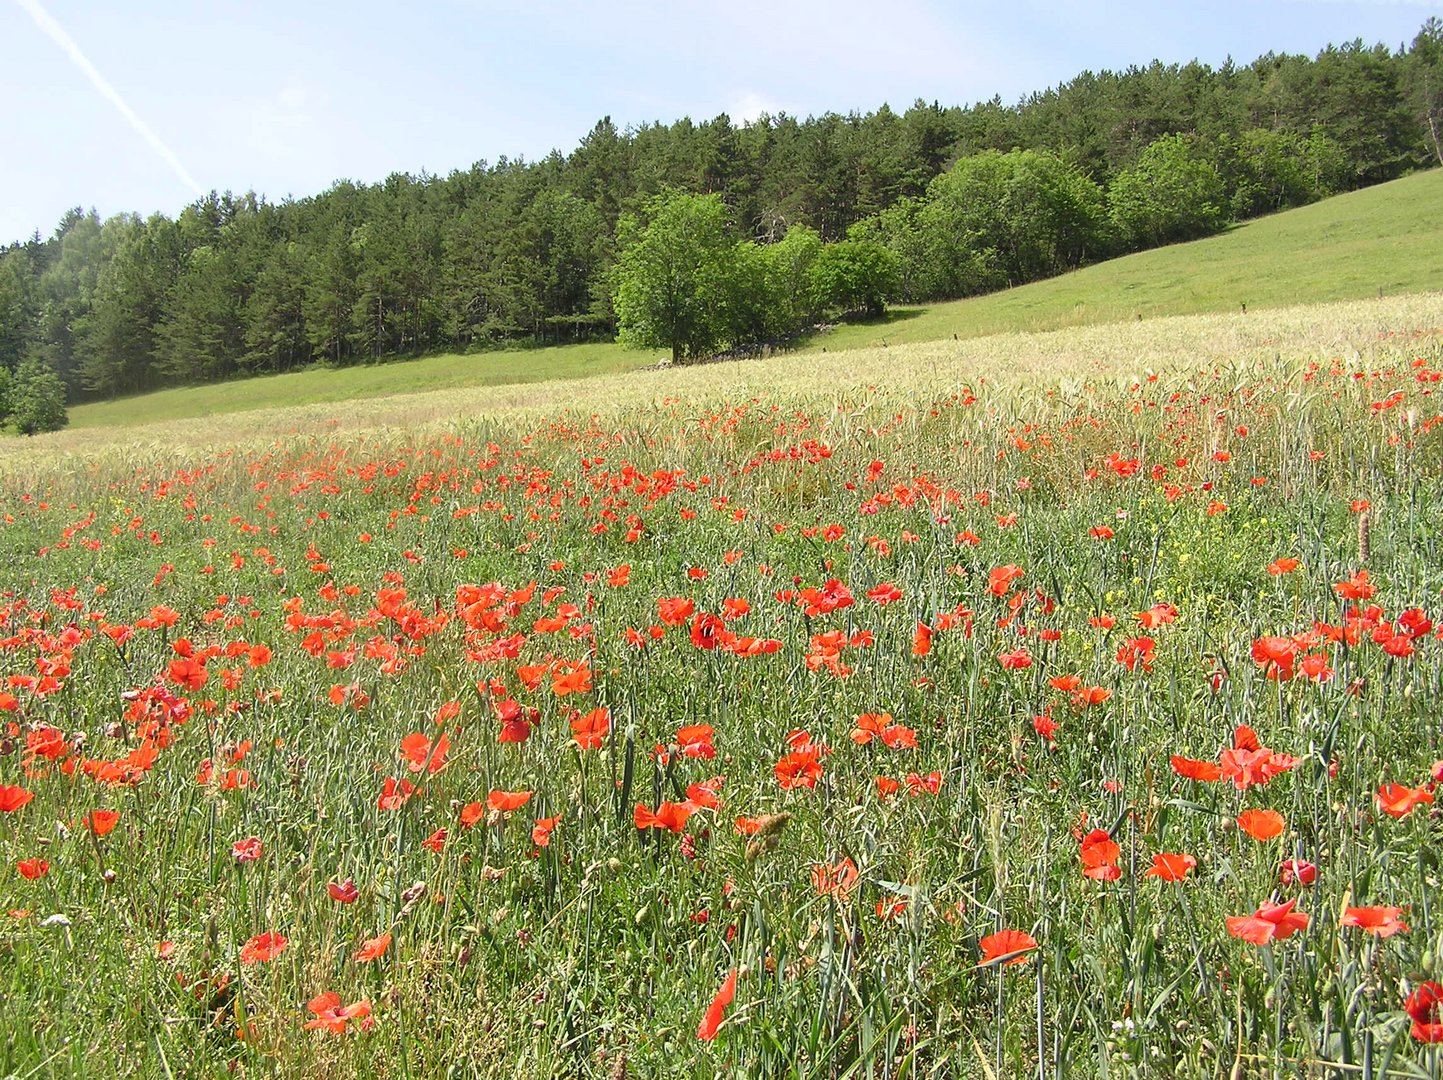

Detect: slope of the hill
[62, 169, 1442, 431]
[812, 168, 1443, 351]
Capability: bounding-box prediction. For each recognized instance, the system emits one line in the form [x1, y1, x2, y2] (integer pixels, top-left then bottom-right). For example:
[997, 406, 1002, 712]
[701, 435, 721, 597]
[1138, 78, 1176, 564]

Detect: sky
[2, 0, 1439, 245]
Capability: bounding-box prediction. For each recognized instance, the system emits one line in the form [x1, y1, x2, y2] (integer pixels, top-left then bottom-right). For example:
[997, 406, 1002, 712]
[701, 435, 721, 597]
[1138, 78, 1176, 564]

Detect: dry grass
[5, 293, 1440, 475]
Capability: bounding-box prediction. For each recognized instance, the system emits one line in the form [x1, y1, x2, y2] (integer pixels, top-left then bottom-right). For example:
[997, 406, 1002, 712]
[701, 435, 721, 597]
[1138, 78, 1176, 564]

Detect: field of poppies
[2, 296, 1442, 1078]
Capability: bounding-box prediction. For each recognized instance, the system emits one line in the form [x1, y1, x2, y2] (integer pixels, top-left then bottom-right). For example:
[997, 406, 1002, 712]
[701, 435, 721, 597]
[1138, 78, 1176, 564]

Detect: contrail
[14, 0, 204, 197]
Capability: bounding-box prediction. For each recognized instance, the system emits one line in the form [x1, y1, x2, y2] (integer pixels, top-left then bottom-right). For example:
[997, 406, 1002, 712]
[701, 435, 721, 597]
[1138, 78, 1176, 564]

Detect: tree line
[1, 24, 1440, 413]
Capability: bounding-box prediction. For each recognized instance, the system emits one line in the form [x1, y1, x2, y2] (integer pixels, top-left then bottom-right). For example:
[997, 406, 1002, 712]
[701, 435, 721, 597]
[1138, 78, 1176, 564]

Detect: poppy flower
[354, 932, 392, 962]
[240, 931, 288, 964]
[304, 992, 373, 1033]
[812, 856, 860, 901]
[1406, 981, 1443, 1043]
[459, 802, 486, 828]
[0, 785, 35, 813]
[634, 801, 697, 832]
[1169, 755, 1222, 782]
[1237, 809, 1285, 841]
[84, 810, 120, 836]
[988, 565, 1023, 596]
[774, 748, 823, 790]
[398, 732, 449, 775]
[904, 771, 943, 796]
[850, 712, 893, 745]
[676, 725, 717, 759]
[1079, 829, 1121, 880]
[1226, 899, 1309, 945]
[911, 622, 933, 656]
[867, 583, 903, 606]
[232, 837, 264, 863]
[875, 776, 900, 799]
[1144, 852, 1196, 882]
[487, 789, 532, 813]
[978, 928, 1038, 967]
[1278, 859, 1317, 886]
[376, 777, 415, 811]
[1220, 746, 1294, 790]
[998, 647, 1033, 671]
[569, 707, 610, 749]
[1340, 906, 1408, 937]
[531, 815, 560, 847]
[328, 879, 360, 904]
[1377, 784, 1434, 818]
[696, 968, 737, 1041]
[421, 828, 447, 853]
[16, 858, 49, 880]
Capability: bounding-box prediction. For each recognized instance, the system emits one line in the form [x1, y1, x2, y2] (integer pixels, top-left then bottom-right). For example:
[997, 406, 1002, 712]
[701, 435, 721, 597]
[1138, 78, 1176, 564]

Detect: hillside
[62, 169, 1443, 432]
[811, 167, 1443, 351]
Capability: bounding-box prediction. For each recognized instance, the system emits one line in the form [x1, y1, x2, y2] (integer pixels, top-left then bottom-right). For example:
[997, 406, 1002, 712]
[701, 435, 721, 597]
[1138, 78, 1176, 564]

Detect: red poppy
[232, 837, 264, 863]
[1340, 906, 1408, 937]
[0, 785, 35, 813]
[1406, 981, 1443, 1043]
[904, 771, 942, 796]
[376, 777, 415, 811]
[1226, 899, 1309, 945]
[1333, 570, 1376, 601]
[1237, 808, 1285, 841]
[657, 597, 695, 626]
[487, 789, 532, 813]
[459, 801, 486, 828]
[1278, 859, 1317, 886]
[875, 776, 900, 799]
[327, 879, 360, 904]
[16, 858, 49, 880]
[774, 748, 824, 790]
[354, 932, 392, 962]
[633, 801, 697, 832]
[85, 810, 120, 836]
[988, 565, 1023, 596]
[1377, 784, 1434, 818]
[570, 707, 610, 749]
[304, 992, 373, 1033]
[531, 815, 561, 847]
[240, 930, 288, 964]
[696, 968, 737, 1041]
[1144, 852, 1196, 882]
[421, 828, 447, 853]
[675, 725, 717, 759]
[812, 856, 860, 901]
[978, 928, 1038, 967]
[399, 732, 449, 774]
[850, 712, 893, 745]
[167, 656, 208, 691]
[1070, 686, 1113, 708]
[998, 647, 1033, 671]
[1169, 755, 1223, 782]
[1079, 829, 1121, 880]
[911, 622, 933, 657]
[867, 583, 903, 606]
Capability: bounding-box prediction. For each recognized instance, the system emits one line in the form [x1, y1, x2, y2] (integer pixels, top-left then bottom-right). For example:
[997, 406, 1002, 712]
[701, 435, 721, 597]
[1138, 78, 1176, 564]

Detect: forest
[1, 23, 1441, 404]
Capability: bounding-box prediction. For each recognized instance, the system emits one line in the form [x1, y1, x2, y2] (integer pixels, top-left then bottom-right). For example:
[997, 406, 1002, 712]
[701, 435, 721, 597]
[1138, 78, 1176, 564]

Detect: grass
[60, 169, 1442, 433]
[812, 168, 1443, 352]
[65, 339, 659, 431]
[1, 291, 1442, 1077]
[22, 294, 1440, 464]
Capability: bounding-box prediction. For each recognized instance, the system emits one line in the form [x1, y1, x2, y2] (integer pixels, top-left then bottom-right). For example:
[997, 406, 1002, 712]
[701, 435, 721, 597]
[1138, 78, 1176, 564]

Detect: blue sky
[2, 0, 1438, 244]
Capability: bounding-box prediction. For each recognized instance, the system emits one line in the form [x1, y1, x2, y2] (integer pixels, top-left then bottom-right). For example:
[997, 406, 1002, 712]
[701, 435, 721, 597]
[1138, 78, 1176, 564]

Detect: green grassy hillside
[814, 168, 1443, 351]
[66, 168, 1441, 431]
